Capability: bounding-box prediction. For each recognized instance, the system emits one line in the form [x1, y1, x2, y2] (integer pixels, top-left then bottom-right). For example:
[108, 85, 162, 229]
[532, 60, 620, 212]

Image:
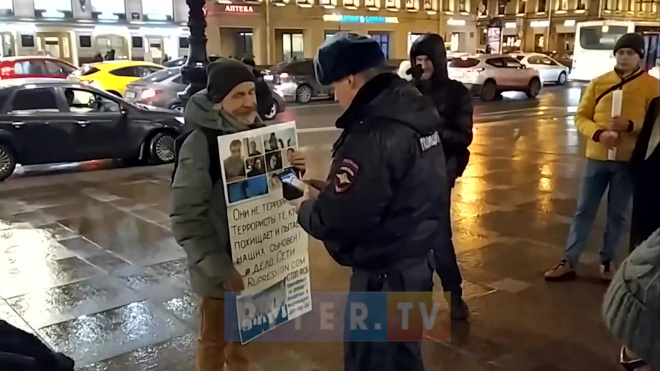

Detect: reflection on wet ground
[0, 111, 625, 370]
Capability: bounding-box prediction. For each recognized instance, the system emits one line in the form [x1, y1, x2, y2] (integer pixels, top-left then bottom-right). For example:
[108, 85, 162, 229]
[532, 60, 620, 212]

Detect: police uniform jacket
[298, 73, 450, 271]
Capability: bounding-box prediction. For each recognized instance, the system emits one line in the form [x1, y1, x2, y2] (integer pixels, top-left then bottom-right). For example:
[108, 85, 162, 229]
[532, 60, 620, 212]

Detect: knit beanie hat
[314, 32, 385, 86]
[613, 33, 645, 58]
[206, 58, 255, 103]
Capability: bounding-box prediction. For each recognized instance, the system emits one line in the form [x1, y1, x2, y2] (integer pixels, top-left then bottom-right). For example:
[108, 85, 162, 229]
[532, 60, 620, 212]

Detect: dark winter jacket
[254, 69, 275, 117]
[410, 33, 473, 185]
[0, 320, 74, 371]
[629, 96, 660, 250]
[298, 73, 450, 271]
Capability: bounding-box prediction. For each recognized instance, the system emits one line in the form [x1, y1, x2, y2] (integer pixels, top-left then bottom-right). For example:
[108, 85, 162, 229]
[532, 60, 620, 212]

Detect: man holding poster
[295, 32, 450, 371]
[170, 59, 306, 371]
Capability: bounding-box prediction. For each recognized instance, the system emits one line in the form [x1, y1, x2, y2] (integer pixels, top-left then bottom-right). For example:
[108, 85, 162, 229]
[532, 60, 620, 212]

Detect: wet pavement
[0, 84, 627, 370]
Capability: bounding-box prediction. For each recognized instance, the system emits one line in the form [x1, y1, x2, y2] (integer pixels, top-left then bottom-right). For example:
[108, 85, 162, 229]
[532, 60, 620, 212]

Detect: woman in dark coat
[629, 96, 660, 250]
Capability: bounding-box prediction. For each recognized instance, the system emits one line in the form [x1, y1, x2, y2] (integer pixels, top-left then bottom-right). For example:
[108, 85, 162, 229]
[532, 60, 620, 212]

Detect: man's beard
[230, 107, 257, 125]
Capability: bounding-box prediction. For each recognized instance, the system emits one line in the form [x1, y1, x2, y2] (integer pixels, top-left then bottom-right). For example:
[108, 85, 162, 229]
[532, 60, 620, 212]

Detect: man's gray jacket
[170, 90, 264, 298]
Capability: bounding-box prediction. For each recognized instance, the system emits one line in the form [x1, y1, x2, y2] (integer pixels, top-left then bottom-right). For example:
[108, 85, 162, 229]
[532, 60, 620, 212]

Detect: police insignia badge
[334, 158, 359, 193]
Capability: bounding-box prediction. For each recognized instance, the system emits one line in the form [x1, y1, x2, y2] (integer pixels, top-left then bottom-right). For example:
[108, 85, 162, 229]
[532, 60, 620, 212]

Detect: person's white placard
[609, 90, 623, 161]
[218, 121, 312, 344]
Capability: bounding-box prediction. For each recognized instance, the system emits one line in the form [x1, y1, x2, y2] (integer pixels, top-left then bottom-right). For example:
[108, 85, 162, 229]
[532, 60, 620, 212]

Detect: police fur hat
[314, 32, 386, 86]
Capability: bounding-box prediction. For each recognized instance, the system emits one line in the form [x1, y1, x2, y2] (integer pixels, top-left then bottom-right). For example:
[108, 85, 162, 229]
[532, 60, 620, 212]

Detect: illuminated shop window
[450, 33, 459, 51]
[370, 33, 390, 58]
[535, 34, 544, 52]
[365, 0, 380, 8]
[408, 33, 422, 51]
[320, 0, 338, 7]
[282, 33, 304, 62]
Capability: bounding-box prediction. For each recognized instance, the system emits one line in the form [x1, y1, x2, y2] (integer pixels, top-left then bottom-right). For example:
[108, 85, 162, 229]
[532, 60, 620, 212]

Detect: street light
[178, 0, 209, 107]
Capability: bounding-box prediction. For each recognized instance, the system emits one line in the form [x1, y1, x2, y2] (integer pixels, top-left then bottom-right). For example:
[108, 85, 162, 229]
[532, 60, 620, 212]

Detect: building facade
[205, 0, 659, 65]
[0, 0, 192, 65]
[476, 0, 658, 55]
[0, 0, 657, 66]
[204, 0, 482, 64]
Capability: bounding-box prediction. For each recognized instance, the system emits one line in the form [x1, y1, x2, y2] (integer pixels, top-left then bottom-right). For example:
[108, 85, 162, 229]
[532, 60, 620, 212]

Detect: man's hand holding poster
[219, 122, 311, 344]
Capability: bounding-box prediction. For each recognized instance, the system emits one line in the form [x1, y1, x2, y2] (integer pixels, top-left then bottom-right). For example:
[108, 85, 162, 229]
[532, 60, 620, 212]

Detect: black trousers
[431, 189, 463, 297]
[344, 258, 433, 371]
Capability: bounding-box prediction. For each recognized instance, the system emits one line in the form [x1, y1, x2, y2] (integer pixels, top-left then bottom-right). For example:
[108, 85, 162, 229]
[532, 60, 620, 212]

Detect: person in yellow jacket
[545, 33, 660, 282]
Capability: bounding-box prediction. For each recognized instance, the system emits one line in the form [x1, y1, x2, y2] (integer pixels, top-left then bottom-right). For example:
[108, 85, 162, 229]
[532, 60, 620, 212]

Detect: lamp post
[178, 0, 209, 107]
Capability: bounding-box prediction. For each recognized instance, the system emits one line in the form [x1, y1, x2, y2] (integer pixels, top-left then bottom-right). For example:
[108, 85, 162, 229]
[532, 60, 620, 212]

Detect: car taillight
[466, 67, 485, 74]
[278, 72, 293, 84]
[140, 88, 162, 99]
[0, 65, 14, 79]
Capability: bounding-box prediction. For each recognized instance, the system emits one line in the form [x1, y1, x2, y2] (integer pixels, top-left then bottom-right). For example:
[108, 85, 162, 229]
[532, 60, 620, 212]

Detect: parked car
[69, 61, 165, 97]
[447, 54, 542, 101]
[0, 79, 184, 181]
[265, 59, 333, 104]
[125, 67, 286, 120]
[124, 67, 185, 111]
[0, 56, 76, 80]
[163, 56, 221, 68]
[541, 51, 573, 71]
[511, 52, 570, 85]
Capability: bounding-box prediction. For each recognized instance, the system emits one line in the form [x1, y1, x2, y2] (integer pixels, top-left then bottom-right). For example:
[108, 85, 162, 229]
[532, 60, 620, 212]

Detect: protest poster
[219, 121, 312, 344]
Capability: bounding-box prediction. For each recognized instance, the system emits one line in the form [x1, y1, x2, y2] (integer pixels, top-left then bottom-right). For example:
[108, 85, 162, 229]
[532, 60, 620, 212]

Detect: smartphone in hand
[278, 169, 306, 200]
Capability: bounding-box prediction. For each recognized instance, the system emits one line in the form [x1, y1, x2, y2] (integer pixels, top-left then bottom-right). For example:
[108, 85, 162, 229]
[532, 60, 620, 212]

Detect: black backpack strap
[198, 126, 223, 185]
[595, 70, 645, 106]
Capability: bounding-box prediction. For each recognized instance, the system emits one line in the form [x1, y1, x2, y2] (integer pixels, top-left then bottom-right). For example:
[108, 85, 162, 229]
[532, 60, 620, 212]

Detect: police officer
[294, 32, 450, 371]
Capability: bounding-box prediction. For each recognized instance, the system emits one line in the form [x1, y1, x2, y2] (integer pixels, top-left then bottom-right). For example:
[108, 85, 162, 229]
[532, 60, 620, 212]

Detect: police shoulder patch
[334, 158, 359, 193]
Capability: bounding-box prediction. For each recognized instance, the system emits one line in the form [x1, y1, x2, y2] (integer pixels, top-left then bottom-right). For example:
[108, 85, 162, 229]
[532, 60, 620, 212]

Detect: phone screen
[278, 170, 305, 200]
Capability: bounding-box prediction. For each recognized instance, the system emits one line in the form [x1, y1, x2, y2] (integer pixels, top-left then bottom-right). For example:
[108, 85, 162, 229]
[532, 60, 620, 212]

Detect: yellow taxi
[69, 60, 164, 97]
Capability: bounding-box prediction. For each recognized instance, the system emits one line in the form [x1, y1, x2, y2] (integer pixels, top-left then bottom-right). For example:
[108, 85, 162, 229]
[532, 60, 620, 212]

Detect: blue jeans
[563, 159, 633, 265]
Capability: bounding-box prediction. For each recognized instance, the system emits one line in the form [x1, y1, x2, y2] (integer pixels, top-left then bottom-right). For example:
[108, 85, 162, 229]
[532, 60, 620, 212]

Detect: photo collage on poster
[221, 127, 300, 205]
